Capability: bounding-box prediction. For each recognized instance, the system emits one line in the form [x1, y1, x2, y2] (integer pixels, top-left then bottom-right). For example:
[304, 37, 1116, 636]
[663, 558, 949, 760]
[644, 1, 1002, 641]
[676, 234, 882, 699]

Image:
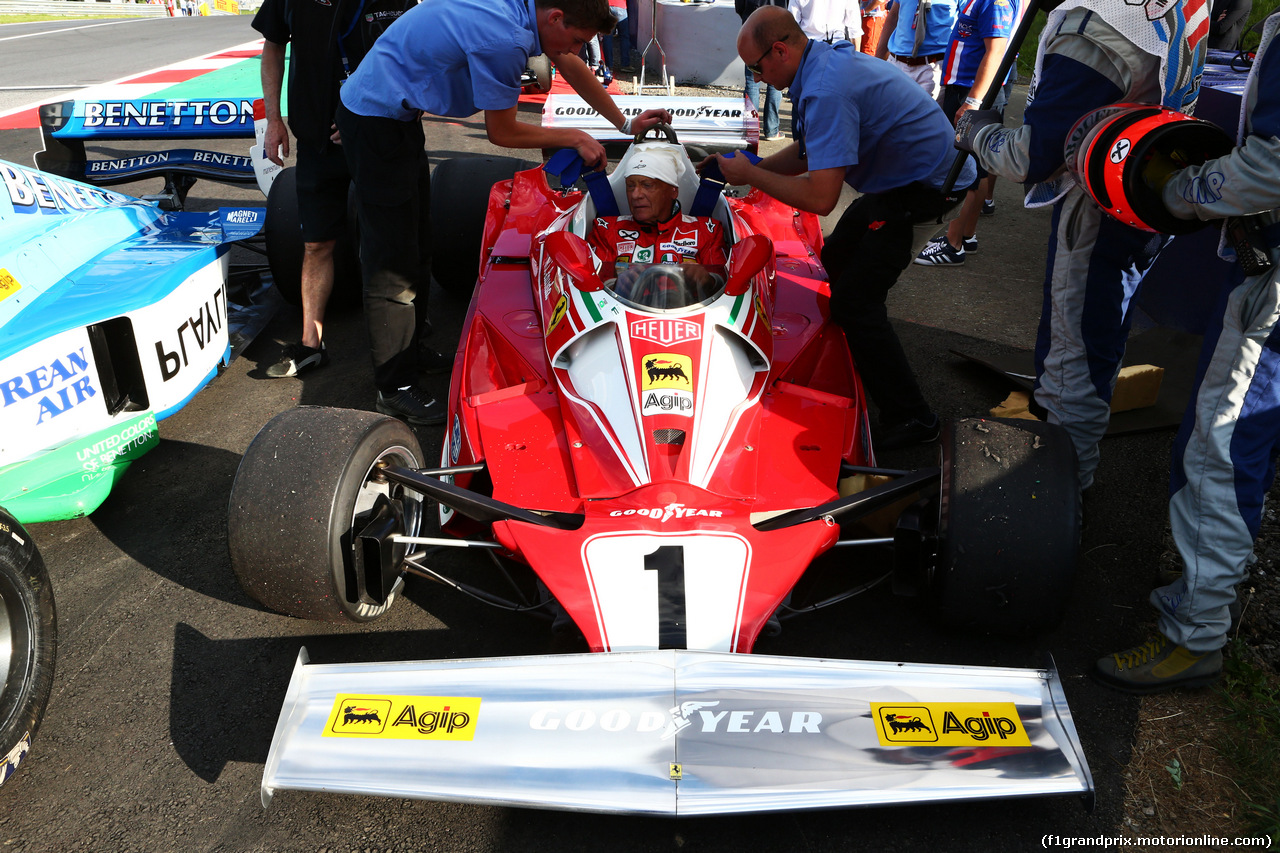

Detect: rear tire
[0, 508, 56, 787]
[429, 156, 532, 299]
[264, 166, 362, 308]
[228, 407, 424, 622]
[932, 417, 1080, 635]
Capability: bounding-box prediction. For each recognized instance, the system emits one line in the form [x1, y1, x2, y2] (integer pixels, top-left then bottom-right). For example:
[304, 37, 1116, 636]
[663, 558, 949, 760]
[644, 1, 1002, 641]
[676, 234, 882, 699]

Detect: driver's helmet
[1066, 104, 1233, 234]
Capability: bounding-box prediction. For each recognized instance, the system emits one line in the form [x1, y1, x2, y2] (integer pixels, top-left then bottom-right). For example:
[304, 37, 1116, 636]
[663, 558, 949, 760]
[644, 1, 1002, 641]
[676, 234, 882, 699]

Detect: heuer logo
[608, 502, 723, 521]
[642, 389, 693, 417]
[871, 702, 1031, 747]
[631, 317, 700, 346]
[528, 702, 822, 738]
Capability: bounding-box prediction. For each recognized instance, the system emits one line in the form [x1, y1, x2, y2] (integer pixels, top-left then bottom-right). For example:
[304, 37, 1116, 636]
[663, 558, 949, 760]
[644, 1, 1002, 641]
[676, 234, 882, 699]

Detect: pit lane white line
[0, 19, 142, 44]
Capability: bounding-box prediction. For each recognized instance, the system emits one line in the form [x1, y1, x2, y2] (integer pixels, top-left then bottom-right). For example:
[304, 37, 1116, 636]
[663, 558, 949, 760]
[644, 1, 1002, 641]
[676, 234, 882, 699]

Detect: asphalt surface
[0, 16, 1191, 852]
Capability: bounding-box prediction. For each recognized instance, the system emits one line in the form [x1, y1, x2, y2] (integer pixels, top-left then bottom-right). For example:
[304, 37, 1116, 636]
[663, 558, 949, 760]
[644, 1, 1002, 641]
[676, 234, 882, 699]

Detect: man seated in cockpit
[587, 145, 729, 308]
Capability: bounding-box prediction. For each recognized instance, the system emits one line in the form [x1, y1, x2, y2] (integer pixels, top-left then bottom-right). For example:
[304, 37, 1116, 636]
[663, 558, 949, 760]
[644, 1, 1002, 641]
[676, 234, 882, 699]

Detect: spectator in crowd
[737, 0, 788, 140]
[335, 0, 670, 427]
[874, 0, 959, 100]
[252, 0, 421, 379]
[1209, 0, 1252, 51]
[1096, 10, 1280, 693]
[860, 0, 888, 54]
[913, 0, 1016, 266]
[789, 0, 863, 48]
[603, 0, 634, 71]
[955, 0, 1209, 490]
[711, 6, 975, 449]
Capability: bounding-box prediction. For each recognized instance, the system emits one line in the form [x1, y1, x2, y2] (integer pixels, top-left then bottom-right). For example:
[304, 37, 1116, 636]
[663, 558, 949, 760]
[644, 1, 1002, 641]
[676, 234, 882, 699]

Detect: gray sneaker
[266, 342, 328, 378]
[1095, 634, 1222, 694]
[376, 385, 446, 426]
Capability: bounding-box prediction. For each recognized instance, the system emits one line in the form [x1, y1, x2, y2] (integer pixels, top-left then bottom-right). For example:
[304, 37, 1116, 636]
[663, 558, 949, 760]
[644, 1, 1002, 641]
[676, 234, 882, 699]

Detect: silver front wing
[262, 649, 1092, 816]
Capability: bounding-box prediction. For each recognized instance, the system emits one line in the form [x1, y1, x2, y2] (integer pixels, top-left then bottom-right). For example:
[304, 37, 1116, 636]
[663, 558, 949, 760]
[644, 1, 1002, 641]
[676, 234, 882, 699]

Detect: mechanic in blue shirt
[336, 0, 671, 427]
[874, 0, 959, 99]
[710, 6, 977, 448]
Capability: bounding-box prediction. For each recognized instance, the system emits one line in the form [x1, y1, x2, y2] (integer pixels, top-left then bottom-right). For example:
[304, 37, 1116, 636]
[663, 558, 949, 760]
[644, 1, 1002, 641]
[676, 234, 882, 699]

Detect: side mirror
[724, 233, 772, 297]
[544, 231, 604, 292]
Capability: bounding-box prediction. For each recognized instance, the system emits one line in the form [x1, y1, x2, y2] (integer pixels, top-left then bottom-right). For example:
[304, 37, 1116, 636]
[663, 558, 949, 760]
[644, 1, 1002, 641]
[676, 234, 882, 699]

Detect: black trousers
[335, 102, 431, 392]
[820, 182, 961, 425]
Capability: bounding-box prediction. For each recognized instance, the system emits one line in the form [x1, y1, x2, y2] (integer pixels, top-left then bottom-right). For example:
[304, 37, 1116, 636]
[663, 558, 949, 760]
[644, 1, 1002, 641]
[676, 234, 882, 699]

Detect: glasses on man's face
[745, 43, 775, 76]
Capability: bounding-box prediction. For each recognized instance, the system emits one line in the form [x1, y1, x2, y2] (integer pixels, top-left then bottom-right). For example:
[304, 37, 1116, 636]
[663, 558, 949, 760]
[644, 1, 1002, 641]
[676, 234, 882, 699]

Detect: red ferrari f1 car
[229, 130, 1091, 815]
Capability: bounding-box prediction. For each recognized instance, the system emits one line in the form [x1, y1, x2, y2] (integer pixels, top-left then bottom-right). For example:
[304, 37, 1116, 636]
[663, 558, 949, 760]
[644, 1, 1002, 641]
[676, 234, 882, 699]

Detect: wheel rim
[350, 444, 422, 539]
[0, 571, 31, 729]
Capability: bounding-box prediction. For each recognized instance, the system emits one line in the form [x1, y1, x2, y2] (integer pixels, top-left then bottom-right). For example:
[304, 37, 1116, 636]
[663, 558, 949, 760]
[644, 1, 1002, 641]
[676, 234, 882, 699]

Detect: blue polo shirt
[942, 0, 1016, 87]
[790, 40, 976, 194]
[884, 0, 958, 57]
[340, 0, 542, 120]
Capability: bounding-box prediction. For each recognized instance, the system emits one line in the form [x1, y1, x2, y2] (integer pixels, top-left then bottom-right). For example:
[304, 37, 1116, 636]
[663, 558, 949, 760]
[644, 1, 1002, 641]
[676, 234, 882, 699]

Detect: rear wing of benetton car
[262, 649, 1093, 816]
[33, 97, 281, 207]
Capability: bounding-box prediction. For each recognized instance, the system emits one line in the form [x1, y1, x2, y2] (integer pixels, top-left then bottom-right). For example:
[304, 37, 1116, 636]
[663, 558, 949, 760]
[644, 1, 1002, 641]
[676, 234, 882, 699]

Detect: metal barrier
[0, 1, 170, 16]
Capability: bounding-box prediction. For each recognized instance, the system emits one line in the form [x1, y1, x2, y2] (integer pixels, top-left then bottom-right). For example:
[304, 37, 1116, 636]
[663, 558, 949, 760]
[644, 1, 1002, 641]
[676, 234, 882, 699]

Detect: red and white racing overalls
[587, 212, 728, 274]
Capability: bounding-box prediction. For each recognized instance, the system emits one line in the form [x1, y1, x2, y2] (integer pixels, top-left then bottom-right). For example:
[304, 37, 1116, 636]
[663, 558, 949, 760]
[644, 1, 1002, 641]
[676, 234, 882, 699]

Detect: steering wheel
[634, 121, 680, 145]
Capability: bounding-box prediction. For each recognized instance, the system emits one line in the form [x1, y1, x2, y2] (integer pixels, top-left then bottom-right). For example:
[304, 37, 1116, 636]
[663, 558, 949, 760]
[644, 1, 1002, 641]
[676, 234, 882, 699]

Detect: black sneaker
[963, 235, 978, 253]
[265, 342, 328, 378]
[418, 345, 455, 376]
[376, 385, 446, 426]
[913, 237, 965, 266]
[875, 414, 941, 451]
[981, 198, 996, 216]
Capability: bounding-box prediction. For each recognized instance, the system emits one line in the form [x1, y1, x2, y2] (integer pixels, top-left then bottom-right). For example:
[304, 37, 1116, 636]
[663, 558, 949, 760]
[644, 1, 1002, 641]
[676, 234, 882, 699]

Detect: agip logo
[323, 694, 481, 741]
[871, 703, 1031, 747]
[641, 353, 692, 389]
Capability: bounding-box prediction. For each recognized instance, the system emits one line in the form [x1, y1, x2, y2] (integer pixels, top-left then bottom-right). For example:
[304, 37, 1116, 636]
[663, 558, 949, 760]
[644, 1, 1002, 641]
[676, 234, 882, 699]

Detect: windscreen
[605, 262, 726, 312]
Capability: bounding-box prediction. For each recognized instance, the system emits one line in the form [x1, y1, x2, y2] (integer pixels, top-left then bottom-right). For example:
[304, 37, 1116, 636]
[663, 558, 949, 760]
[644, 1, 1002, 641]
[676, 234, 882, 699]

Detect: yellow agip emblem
[870, 702, 1031, 747]
[323, 694, 481, 741]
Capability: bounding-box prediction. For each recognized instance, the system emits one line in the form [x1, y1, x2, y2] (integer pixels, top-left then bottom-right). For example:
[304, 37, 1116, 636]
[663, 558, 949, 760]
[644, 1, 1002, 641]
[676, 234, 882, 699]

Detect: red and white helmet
[1065, 103, 1234, 234]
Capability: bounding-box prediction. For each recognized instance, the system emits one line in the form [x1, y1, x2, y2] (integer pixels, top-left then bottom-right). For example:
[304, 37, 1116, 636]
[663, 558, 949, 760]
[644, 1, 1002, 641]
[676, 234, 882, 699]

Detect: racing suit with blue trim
[970, 4, 1206, 489]
[1153, 13, 1280, 653]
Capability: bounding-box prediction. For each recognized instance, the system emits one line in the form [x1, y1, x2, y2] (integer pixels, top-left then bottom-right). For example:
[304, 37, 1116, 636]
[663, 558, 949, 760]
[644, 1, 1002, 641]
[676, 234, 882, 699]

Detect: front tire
[932, 417, 1080, 635]
[0, 508, 56, 787]
[228, 407, 424, 622]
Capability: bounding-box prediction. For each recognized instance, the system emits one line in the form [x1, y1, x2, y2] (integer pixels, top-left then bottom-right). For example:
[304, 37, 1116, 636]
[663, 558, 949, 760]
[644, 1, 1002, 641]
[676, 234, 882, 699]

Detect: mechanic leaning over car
[953, 0, 1208, 492]
[254, 0, 448, 380]
[706, 6, 976, 450]
[587, 146, 728, 290]
[1095, 11, 1280, 694]
[334, 0, 672, 427]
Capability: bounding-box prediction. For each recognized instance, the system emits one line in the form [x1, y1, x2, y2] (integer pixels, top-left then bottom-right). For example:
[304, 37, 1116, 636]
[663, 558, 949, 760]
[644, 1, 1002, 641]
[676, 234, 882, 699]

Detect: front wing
[263, 649, 1092, 815]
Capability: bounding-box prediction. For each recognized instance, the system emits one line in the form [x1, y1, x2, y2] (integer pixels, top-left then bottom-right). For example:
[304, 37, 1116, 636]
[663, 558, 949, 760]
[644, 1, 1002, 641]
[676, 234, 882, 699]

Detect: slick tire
[228, 407, 424, 623]
[932, 417, 1081, 635]
[0, 507, 56, 788]
[264, 166, 362, 308]
[429, 156, 533, 299]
